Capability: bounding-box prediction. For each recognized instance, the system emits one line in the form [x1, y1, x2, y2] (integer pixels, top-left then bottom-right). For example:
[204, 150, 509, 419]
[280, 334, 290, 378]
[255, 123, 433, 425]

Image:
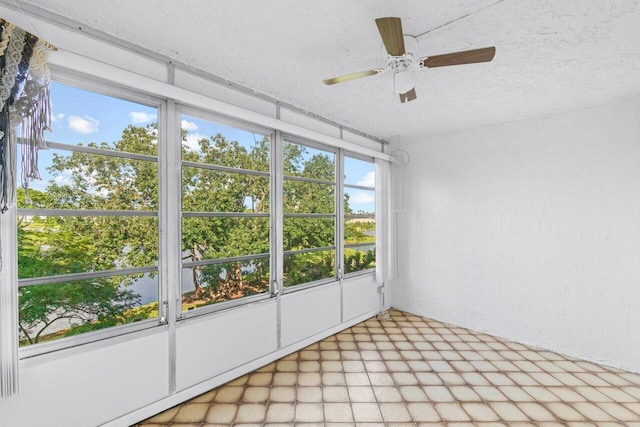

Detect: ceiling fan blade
[375, 17, 406, 56]
[323, 68, 384, 85]
[419, 46, 496, 68]
[399, 88, 417, 103]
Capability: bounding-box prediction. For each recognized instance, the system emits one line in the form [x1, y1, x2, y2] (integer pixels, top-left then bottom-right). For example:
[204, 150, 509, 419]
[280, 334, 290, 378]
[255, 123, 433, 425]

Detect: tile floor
[136, 309, 640, 426]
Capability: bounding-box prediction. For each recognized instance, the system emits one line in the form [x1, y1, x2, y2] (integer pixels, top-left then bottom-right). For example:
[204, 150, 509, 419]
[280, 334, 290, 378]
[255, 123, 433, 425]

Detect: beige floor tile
[473, 386, 509, 402]
[272, 372, 297, 386]
[299, 350, 320, 360]
[392, 372, 419, 385]
[364, 361, 387, 372]
[438, 372, 466, 385]
[299, 361, 321, 372]
[575, 386, 614, 402]
[215, 386, 244, 402]
[597, 402, 640, 421]
[552, 372, 587, 387]
[270, 386, 296, 402]
[191, 389, 216, 403]
[298, 372, 322, 386]
[598, 387, 637, 402]
[342, 360, 365, 372]
[352, 402, 384, 422]
[295, 402, 324, 422]
[515, 402, 556, 421]
[571, 402, 616, 421]
[624, 387, 640, 399]
[529, 372, 563, 386]
[322, 386, 349, 402]
[345, 372, 370, 386]
[407, 402, 441, 422]
[462, 402, 501, 421]
[416, 372, 443, 385]
[489, 402, 529, 421]
[324, 402, 354, 422]
[379, 403, 413, 422]
[498, 385, 535, 402]
[265, 403, 295, 423]
[546, 402, 586, 421]
[348, 386, 376, 402]
[574, 373, 612, 387]
[322, 372, 347, 386]
[277, 360, 298, 372]
[423, 385, 456, 402]
[235, 403, 267, 423]
[297, 386, 323, 403]
[373, 386, 403, 402]
[242, 386, 269, 402]
[399, 385, 429, 402]
[549, 386, 587, 402]
[435, 403, 471, 422]
[522, 386, 561, 402]
[205, 403, 238, 423]
[462, 372, 491, 385]
[321, 360, 343, 372]
[248, 372, 273, 386]
[227, 375, 249, 386]
[450, 385, 482, 401]
[368, 372, 394, 386]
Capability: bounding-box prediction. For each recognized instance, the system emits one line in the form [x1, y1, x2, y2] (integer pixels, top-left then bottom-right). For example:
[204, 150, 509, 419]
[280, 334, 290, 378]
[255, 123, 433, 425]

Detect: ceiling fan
[323, 17, 496, 103]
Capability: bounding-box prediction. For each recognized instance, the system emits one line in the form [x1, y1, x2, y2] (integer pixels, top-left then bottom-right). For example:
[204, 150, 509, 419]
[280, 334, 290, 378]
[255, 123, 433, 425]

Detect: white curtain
[0, 206, 19, 398]
[375, 158, 395, 283]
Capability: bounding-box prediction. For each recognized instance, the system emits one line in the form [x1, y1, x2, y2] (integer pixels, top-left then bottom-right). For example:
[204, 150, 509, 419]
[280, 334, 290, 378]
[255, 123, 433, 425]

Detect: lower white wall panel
[0, 330, 169, 427]
[343, 274, 379, 322]
[176, 300, 278, 391]
[281, 284, 341, 347]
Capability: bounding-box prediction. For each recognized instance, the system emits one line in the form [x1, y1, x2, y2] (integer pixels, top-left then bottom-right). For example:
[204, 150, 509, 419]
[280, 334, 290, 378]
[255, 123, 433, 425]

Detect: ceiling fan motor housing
[388, 35, 418, 94]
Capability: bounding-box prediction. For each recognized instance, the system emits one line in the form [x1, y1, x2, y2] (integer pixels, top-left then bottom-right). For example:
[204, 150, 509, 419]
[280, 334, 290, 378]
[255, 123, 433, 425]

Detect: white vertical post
[272, 130, 284, 349]
[163, 98, 181, 393]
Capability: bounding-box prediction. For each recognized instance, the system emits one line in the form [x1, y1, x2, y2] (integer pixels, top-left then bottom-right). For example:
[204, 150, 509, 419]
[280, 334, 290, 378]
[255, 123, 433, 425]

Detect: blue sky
[27, 81, 375, 213]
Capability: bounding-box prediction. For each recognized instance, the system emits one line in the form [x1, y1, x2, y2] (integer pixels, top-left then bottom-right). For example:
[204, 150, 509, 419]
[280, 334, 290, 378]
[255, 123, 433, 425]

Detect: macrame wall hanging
[0, 17, 56, 213]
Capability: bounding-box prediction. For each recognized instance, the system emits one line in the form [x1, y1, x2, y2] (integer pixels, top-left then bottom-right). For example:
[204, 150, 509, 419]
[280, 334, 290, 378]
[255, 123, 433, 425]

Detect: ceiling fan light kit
[323, 17, 496, 103]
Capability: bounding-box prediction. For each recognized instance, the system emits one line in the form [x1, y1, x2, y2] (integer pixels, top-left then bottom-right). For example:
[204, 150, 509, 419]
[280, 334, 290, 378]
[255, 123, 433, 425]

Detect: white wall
[391, 95, 640, 374]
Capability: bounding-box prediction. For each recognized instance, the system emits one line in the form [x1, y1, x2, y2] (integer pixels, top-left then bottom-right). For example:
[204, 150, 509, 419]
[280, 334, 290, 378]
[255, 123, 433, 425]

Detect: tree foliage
[17, 124, 374, 345]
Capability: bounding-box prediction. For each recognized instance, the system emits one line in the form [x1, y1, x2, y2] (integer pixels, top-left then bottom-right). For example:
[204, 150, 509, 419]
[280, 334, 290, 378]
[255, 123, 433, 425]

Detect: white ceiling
[11, 0, 640, 142]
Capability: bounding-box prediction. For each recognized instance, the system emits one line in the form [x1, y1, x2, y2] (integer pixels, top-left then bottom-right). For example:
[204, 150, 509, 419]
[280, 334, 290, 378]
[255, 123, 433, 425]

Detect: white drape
[0, 205, 19, 398]
[375, 157, 394, 283]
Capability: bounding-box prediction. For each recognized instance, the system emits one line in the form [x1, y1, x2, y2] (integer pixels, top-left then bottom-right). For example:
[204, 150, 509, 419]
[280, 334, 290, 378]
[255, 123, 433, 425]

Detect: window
[343, 156, 376, 274]
[180, 114, 271, 311]
[282, 140, 336, 287]
[11, 73, 382, 353]
[17, 81, 160, 347]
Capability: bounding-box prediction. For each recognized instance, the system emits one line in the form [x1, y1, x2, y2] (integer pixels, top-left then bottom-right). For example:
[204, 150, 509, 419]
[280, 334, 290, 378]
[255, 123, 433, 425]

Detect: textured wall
[390, 95, 640, 373]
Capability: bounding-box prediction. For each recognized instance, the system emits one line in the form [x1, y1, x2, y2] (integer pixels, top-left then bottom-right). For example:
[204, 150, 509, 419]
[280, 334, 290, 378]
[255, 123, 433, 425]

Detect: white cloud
[181, 120, 198, 131]
[68, 115, 99, 134]
[356, 171, 375, 187]
[184, 133, 206, 151]
[349, 191, 375, 204]
[129, 111, 157, 123]
[51, 113, 65, 123]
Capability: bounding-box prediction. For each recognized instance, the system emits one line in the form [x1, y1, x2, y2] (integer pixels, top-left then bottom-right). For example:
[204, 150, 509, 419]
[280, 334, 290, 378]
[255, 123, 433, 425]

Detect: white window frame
[17, 70, 167, 358]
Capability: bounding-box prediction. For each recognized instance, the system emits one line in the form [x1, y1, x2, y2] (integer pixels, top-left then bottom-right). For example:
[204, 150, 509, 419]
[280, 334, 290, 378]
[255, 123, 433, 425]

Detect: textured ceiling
[8, 0, 640, 142]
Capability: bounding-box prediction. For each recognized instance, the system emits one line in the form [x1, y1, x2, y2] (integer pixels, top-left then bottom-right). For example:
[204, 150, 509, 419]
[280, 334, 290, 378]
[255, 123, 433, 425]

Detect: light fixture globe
[393, 67, 415, 94]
